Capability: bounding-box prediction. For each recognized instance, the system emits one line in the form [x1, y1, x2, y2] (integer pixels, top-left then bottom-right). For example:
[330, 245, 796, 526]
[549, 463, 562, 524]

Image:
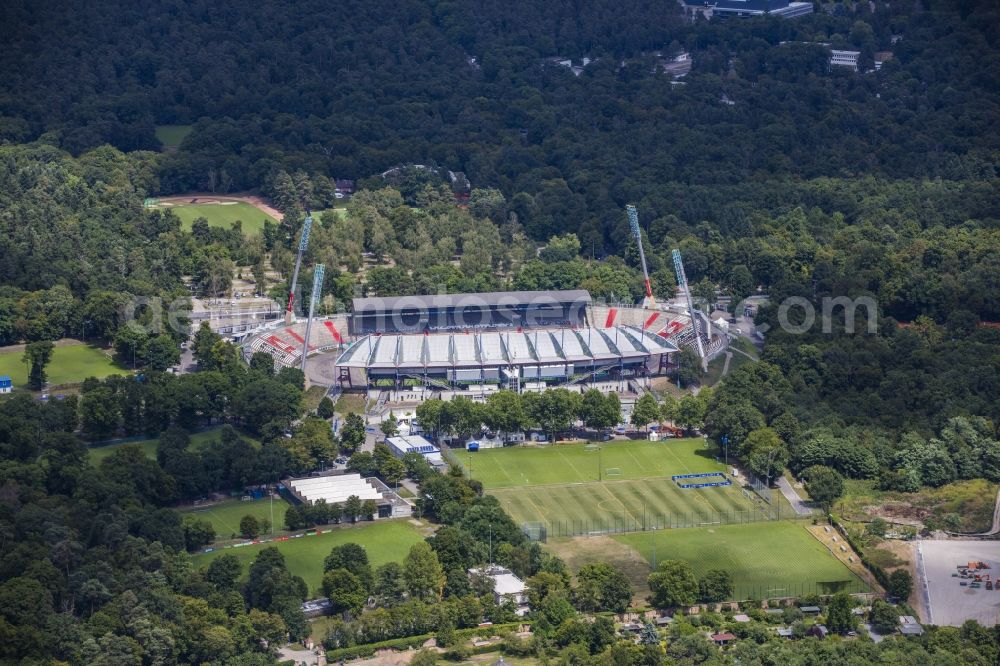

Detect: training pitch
[182, 497, 292, 540]
[458, 439, 762, 531]
[0, 343, 126, 388]
[166, 202, 276, 236]
[615, 521, 866, 600]
[191, 519, 427, 595]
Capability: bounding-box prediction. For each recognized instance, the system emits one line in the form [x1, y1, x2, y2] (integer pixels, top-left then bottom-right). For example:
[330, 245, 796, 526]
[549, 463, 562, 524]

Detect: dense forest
[2, 0, 1000, 663]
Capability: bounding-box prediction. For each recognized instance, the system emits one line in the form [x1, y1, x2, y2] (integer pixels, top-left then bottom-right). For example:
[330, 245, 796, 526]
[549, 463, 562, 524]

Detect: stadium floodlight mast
[285, 212, 314, 324]
[626, 204, 655, 309]
[671, 248, 707, 369]
[300, 264, 325, 373]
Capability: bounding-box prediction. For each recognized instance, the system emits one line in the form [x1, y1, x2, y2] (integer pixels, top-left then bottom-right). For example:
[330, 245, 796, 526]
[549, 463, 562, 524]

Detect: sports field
[0, 342, 126, 389]
[458, 439, 763, 533]
[615, 521, 866, 600]
[168, 202, 276, 235]
[182, 497, 292, 539]
[88, 426, 259, 464]
[192, 519, 428, 594]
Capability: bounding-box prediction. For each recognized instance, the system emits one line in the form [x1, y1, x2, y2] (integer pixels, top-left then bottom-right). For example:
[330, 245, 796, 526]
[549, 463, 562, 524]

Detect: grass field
[182, 497, 292, 539]
[615, 521, 865, 600]
[0, 343, 127, 388]
[167, 202, 276, 236]
[88, 426, 260, 465]
[458, 439, 763, 532]
[192, 519, 428, 594]
[155, 124, 193, 148]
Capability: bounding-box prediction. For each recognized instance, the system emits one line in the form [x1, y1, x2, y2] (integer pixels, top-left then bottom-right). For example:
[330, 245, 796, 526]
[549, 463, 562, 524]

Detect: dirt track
[154, 192, 283, 221]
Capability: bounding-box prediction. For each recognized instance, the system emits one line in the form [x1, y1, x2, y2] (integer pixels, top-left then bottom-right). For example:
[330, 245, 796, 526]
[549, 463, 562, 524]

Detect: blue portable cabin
[0, 375, 12, 394]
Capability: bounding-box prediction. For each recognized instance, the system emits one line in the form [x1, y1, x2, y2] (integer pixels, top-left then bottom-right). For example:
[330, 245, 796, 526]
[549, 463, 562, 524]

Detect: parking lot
[919, 540, 1000, 626]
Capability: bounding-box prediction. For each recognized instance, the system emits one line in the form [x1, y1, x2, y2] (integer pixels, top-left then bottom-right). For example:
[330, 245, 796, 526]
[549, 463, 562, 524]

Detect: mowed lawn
[462, 438, 721, 488]
[167, 202, 276, 236]
[0, 343, 127, 389]
[154, 124, 193, 148]
[182, 497, 292, 540]
[615, 521, 866, 600]
[192, 520, 427, 595]
[460, 439, 759, 530]
[88, 426, 260, 465]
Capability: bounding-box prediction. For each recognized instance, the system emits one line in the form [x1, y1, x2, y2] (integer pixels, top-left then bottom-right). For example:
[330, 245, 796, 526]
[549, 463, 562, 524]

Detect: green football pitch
[191, 519, 427, 595]
[0, 342, 126, 389]
[615, 521, 867, 600]
[168, 202, 276, 236]
[181, 497, 292, 540]
[456, 439, 766, 533]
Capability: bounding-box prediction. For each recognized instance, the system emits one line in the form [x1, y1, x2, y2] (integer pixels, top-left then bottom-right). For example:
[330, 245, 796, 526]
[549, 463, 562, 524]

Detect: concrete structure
[711, 0, 813, 17]
[0, 375, 11, 394]
[350, 289, 592, 335]
[899, 616, 924, 636]
[830, 50, 861, 71]
[335, 324, 677, 394]
[469, 565, 529, 616]
[918, 540, 1000, 626]
[385, 435, 444, 465]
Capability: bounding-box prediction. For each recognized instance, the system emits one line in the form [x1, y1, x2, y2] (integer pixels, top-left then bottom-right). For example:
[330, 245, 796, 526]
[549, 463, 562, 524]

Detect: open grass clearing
[192, 519, 429, 595]
[0, 342, 127, 389]
[155, 124, 193, 148]
[544, 535, 654, 605]
[88, 425, 259, 465]
[166, 202, 276, 236]
[615, 520, 866, 601]
[334, 392, 367, 415]
[181, 496, 292, 540]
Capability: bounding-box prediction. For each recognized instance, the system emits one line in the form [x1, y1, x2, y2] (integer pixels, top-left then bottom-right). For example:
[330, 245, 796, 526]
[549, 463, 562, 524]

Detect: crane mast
[300, 263, 325, 373]
[626, 204, 655, 308]
[285, 212, 314, 324]
[671, 248, 706, 365]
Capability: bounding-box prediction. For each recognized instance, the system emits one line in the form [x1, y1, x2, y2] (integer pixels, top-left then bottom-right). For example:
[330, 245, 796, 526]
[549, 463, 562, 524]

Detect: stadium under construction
[240, 206, 729, 396]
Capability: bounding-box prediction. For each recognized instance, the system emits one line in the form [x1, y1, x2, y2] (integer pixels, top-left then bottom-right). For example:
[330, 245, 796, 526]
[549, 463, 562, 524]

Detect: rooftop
[352, 289, 592, 314]
[336, 325, 678, 369]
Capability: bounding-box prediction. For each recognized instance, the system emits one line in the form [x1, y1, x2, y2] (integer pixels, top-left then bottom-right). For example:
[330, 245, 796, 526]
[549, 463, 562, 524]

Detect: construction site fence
[521, 504, 802, 541]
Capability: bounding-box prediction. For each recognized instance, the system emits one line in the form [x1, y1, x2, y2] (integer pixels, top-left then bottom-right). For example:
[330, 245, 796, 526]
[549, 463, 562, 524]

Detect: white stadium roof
[335, 325, 678, 370]
[286, 473, 383, 504]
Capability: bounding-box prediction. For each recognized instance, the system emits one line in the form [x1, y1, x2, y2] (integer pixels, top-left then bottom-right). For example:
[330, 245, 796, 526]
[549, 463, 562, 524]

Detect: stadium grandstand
[350, 290, 591, 335]
[239, 290, 727, 395]
[334, 324, 677, 393]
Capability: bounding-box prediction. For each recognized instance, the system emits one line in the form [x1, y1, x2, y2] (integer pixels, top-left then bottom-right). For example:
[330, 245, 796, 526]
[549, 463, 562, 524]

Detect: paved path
[721, 351, 732, 377]
[776, 476, 814, 516]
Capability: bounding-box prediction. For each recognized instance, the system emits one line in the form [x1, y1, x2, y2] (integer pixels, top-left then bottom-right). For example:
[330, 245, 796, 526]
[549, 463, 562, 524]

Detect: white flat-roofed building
[468, 565, 530, 616]
[284, 473, 411, 519]
[386, 435, 444, 465]
[830, 50, 861, 71]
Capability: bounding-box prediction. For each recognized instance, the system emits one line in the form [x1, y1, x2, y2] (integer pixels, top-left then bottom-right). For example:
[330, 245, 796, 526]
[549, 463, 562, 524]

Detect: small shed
[0, 375, 11, 394]
[799, 606, 821, 614]
[807, 624, 828, 639]
[711, 632, 736, 646]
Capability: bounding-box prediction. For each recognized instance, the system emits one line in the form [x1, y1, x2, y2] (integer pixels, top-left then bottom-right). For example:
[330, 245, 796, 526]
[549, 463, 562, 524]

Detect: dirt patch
[545, 535, 652, 605]
[0, 338, 86, 354]
[155, 192, 284, 221]
[877, 539, 922, 615]
[805, 524, 882, 593]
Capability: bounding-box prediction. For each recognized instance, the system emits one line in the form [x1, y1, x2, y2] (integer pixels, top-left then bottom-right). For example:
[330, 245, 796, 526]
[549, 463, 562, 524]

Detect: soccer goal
[605, 467, 622, 478]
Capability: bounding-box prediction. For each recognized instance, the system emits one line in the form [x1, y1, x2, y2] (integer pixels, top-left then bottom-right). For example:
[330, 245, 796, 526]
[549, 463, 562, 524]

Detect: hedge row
[829, 514, 890, 591]
[324, 622, 529, 661]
